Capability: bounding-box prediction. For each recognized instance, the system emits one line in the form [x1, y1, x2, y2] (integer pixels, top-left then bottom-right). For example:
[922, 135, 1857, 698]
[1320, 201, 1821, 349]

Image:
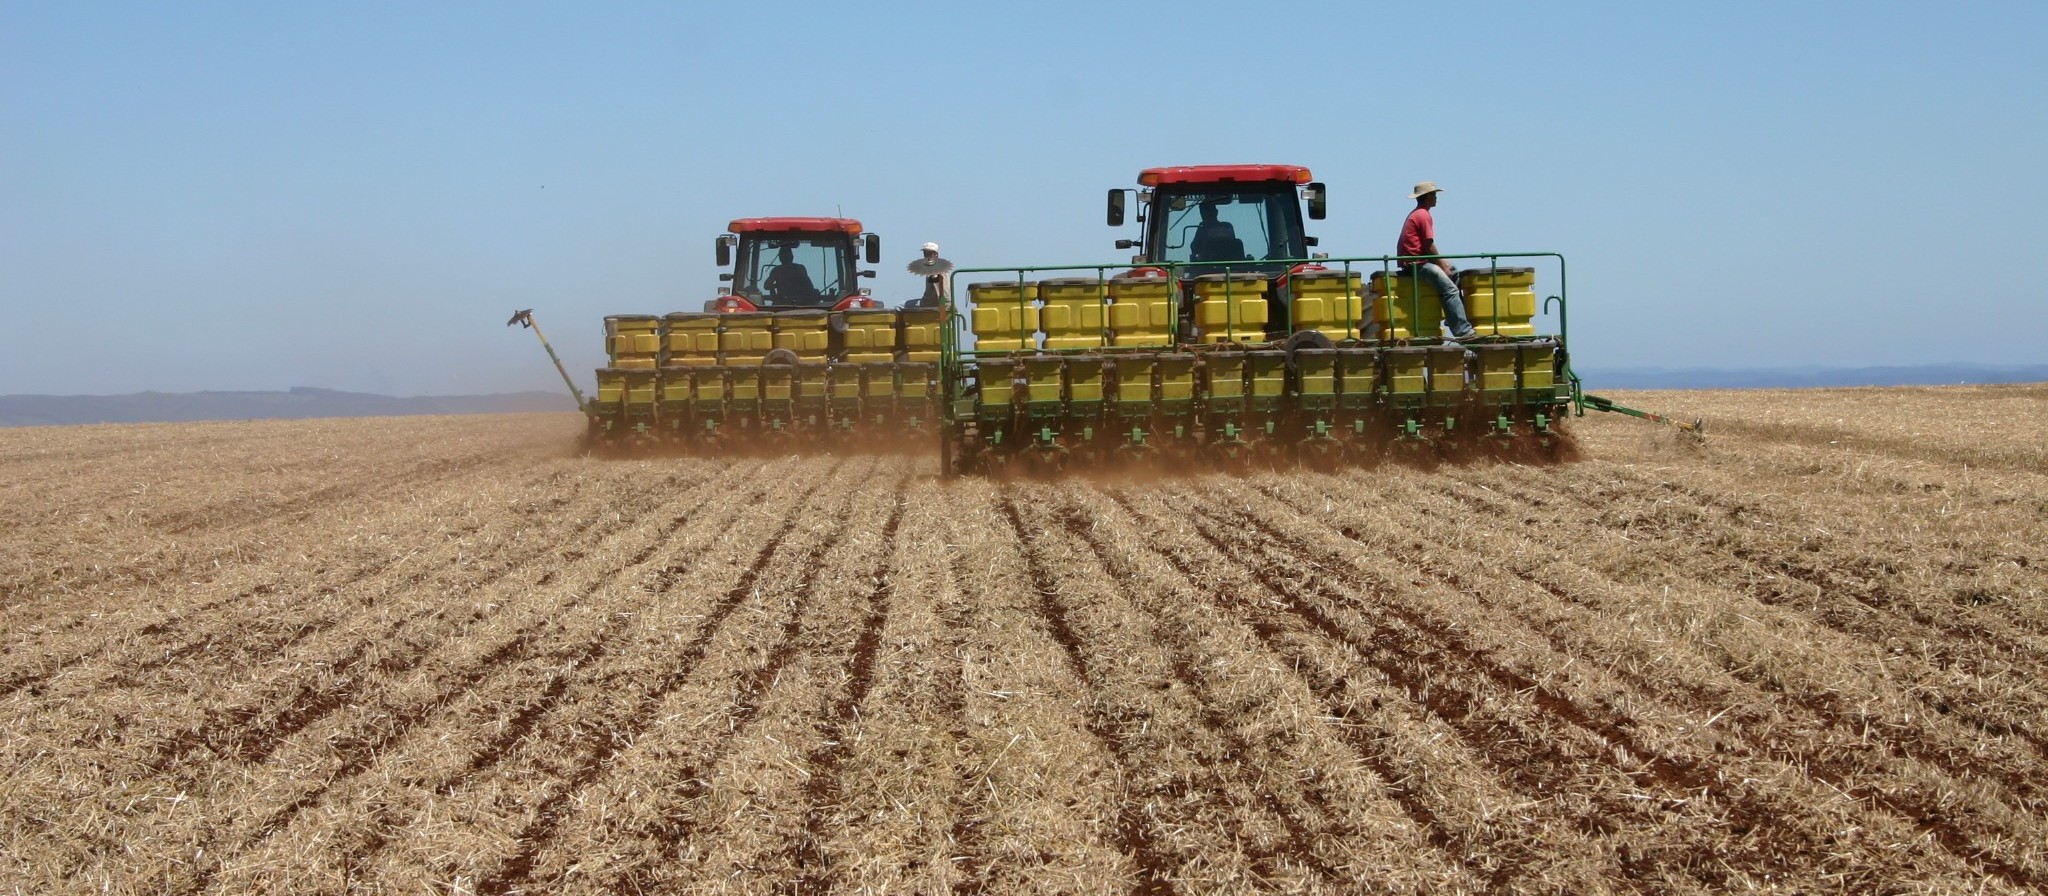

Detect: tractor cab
[714, 217, 881, 311]
[1109, 165, 1326, 277]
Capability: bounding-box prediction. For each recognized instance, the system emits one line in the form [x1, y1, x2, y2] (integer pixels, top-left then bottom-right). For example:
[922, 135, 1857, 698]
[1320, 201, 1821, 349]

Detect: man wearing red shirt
[1396, 181, 1478, 340]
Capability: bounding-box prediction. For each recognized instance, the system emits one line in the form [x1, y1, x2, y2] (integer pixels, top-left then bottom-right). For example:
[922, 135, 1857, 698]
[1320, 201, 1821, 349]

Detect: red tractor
[937, 163, 1583, 474]
[578, 216, 944, 452]
[707, 217, 882, 312]
[1107, 164, 1327, 343]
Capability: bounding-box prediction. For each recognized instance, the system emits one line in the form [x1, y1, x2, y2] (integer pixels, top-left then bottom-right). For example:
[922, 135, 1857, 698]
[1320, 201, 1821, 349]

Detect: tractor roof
[1136, 165, 1312, 187]
[727, 217, 863, 234]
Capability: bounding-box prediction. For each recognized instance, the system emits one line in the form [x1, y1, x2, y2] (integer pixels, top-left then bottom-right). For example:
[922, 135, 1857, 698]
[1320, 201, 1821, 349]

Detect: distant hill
[1575, 364, 2048, 391]
[0, 387, 577, 427]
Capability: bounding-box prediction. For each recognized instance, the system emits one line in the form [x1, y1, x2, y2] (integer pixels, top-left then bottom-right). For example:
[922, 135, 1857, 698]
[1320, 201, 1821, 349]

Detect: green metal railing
[933, 250, 1699, 435]
[942, 252, 1565, 342]
[938, 252, 1573, 423]
[945, 251, 1567, 346]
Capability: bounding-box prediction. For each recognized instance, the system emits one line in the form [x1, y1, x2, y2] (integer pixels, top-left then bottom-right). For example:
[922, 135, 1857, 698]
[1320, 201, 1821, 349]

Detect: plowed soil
[4, 385, 2045, 895]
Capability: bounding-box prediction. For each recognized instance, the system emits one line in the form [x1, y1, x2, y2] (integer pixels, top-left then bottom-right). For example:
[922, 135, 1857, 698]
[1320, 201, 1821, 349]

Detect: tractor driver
[1190, 200, 1245, 263]
[1396, 181, 1479, 340]
[764, 246, 820, 301]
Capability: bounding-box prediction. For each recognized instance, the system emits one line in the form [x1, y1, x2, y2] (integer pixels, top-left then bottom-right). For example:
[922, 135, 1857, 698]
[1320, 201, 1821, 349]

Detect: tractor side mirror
[716, 235, 733, 267]
[1107, 189, 1125, 226]
[864, 233, 880, 264]
[1306, 182, 1327, 220]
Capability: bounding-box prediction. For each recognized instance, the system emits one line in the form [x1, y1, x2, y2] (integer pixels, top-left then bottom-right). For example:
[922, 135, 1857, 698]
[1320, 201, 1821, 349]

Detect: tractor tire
[1282, 330, 1334, 374]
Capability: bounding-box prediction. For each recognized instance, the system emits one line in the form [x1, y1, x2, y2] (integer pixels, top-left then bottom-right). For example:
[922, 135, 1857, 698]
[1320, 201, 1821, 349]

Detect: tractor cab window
[734, 234, 851, 306]
[1149, 185, 1307, 273]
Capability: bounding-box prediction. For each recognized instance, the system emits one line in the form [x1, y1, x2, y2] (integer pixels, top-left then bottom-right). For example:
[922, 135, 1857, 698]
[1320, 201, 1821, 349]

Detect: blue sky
[3, 1, 2043, 396]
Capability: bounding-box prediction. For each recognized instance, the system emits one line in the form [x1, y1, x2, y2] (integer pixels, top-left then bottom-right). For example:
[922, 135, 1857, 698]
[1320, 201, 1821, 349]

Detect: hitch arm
[507, 309, 589, 409]
[1582, 393, 1704, 434]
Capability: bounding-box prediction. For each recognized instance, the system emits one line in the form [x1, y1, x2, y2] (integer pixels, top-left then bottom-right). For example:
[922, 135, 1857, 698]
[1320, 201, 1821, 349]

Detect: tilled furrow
[1112, 487, 1635, 894]
[937, 502, 991, 896]
[0, 456, 642, 698]
[151, 446, 534, 536]
[1713, 414, 2048, 477]
[0, 443, 555, 621]
[596, 463, 913, 891]
[888, 480, 1160, 895]
[1239, 471, 2048, 891]
[10, 396, 2048, 895]
[0, 417, 579, 599]
[1033, 489, 1360, 887]
[601, 468, 881, 891]
[1515, 462, 2048, 659]
[787, 473, 982, 895]
[188, 469, 813, 893]
[225, 470, 772, 849]
[4, 475, 642, 889]
[781, 475, 911, 896]
[1412, 464, 2048, 770]
[1391, 468, 2048, 807]
[121, 467, 713, 776]
[995, 494, 1184, 896]
[135, 469, 774, 894]
[465, 458, 866, 895]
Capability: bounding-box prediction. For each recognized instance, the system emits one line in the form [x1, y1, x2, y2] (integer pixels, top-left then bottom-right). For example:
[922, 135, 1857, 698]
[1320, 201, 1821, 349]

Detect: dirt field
[3, 384, 2045, 895]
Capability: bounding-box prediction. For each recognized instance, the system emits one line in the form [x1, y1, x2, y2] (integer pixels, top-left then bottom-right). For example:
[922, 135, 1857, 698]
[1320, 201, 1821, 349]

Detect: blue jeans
[1412, 264, 1475, 337]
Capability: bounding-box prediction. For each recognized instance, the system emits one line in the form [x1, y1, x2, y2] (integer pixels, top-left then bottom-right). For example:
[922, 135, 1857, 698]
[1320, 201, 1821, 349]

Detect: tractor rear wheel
[1282, 330, 1334, 374]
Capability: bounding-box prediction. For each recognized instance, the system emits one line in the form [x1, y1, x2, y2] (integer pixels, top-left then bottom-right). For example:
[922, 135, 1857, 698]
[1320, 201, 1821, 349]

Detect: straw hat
[1409, 181, 1442, 199]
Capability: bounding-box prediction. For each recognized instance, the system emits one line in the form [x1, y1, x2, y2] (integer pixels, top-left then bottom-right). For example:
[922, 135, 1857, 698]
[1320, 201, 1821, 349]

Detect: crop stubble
[2, 387, 2045, 894]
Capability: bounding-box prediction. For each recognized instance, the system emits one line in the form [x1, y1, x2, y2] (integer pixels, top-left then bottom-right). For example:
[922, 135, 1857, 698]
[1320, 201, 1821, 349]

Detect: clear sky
[3, 1, 2043, 397]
